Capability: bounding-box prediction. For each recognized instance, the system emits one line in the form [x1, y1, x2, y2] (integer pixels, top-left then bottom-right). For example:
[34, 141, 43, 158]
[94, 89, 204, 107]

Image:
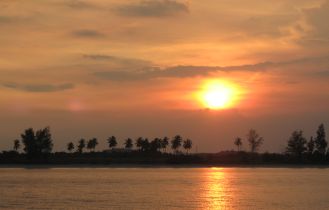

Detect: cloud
[83, 54, 152, 67]
[66, 0, 95, 9]
[93, 55, 329, 81]
[312, 70, 329, 77]
[241, 14, 298, 38]
[93, 63, 269, 81]
[115, 0, 189, 17]
[94, 71, 150, 81]
[3, 83, 75, 92]
[0, 15, 30, 25]
[72, 29, 105, 38]
[0, 16, 14, 23]
[301, 1, 329, 45]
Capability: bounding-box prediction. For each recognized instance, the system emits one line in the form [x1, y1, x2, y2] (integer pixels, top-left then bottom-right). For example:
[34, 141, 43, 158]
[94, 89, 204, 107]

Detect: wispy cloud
[300, 1, 329, 46]
[65, 0, 96, 9]
[115, 0, 189, 17]
[93, 55, 329, 81]
[0, 15, 31, 25]
[3, 83, 75, 92]
[83, 54, 152, 67]
[72, 29, 105, 38]
[93, 63, 267, 81]
[311, 70, 329, 77]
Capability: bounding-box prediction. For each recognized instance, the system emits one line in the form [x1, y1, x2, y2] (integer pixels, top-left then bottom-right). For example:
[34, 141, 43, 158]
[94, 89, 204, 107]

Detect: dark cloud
[94, 71, 150, 81]
[0, 16, 14, 23]
[301, 1, 329, 45]
[72, 29, 105, 38]
[66, 0, 95, 9]
[83, 54, 152, 67]
[93, 55, 329, 81]
[0, 15, 30, 25]
[93, 63, 269, 81]
[312, 70, 329, 77]
[115, 0, 189, 17]
[242, 14, 298, 38]
[3, 83, 74, 92]
[84, 54, 120, 60]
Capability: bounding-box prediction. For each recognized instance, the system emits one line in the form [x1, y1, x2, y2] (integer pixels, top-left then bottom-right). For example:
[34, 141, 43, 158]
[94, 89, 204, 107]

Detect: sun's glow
[197, 80, 240, 109]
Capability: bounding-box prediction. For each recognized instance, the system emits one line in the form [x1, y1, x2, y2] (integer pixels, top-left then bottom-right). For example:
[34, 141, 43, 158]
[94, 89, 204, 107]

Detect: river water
[1, 167, 329, 209]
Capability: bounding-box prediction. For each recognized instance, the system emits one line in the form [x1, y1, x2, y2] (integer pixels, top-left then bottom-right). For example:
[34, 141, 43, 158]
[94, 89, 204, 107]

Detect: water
[1, 167, 329, 209]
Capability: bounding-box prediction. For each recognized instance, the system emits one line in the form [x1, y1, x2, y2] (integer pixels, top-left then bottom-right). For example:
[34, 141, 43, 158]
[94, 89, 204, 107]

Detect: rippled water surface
[1, 167, 329, 209]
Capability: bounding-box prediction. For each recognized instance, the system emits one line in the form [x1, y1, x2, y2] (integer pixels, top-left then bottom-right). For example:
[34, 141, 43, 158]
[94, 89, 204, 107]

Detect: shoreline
[1, 163, 329, 169]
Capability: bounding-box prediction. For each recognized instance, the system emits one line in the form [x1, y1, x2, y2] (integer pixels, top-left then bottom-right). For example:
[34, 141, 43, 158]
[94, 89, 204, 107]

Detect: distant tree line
[234, 129, 264, 153]
[12, 127, 53, 159]
[10, 127, 193, 158]
[285, 124, 327, 161]
[233, 124, 328, 162]
[3, 123, 328, 164]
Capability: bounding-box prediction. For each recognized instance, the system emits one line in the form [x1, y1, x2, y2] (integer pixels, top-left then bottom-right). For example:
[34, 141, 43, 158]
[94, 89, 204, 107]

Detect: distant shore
[2, 150, 329, 167]
[1, 163, 329, 169]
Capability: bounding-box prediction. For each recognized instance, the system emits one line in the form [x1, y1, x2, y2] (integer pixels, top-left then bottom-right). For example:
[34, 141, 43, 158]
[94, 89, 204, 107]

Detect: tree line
[233, 124, 328, 160]
[5, 123, 328, 163]
[11, 127, 193, 158]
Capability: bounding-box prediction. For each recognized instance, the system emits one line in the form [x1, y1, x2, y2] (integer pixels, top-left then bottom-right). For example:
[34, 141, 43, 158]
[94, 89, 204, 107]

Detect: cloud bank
[72, 29, 105, 38]
[115, 0, 189, 17]
[3, 83, 75, 92]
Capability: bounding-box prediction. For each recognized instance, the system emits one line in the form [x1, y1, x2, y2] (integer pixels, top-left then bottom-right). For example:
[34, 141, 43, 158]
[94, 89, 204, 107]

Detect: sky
[1, 0, 329, 152]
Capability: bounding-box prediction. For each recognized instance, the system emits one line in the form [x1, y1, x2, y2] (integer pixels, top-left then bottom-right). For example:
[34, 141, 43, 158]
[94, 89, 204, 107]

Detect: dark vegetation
[1, 124, 329, 166]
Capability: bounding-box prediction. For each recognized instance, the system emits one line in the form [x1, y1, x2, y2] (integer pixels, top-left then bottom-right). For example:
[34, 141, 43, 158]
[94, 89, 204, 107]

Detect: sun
[204, 86, 231, 109]
[197, 80, 239, 109]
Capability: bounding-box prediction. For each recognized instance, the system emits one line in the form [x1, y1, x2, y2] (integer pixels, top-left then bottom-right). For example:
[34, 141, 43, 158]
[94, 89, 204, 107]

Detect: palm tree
[87, 139, 93, 152]
[77, 138, 86, 153]
[183, 139, 192, 154]
[171, 135, 182, 154]
[92, 138, 98, 151]
[234, 137, 242, 151]
[107, 136, 117, 150]
[13, 139, 20, 152]
[161, 137, 169, 153]
[141, 138, 150, 152]
[87, 138, 98, 152]
[135, 137, 144, 151]
[67, 142, 74, 153]
[124, 138, 133, 149]
[150, 138, 162, 152]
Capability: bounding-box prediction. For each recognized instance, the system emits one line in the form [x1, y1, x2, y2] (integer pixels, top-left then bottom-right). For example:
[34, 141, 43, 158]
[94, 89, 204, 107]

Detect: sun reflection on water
[204, 168, 232, 210]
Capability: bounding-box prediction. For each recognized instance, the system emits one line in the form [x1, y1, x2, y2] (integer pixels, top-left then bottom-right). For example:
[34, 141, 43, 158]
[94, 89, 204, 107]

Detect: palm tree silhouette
[135, 137, 144, 151]
[124, 138, 133, 149]
[161, 137, 169, 153]
[77, 138, 86, 153]
[151, 138, 162, 152]
[67, 142, 74, 153]
[141, 138, 150, 152]
[92, 138, 98, 151]
[234, 137, 242, 151]
[87, 139, 93, 152]
[107, 136, 117, 150]
[87, 138, 98, 152]
[171, 135, 182, 154]
[13, 139, 20, 152]
[183, 139, 192, 154]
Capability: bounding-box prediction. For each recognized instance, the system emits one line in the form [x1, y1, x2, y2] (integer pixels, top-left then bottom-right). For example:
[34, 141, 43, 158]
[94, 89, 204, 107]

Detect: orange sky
[1, 0, 329, 152]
